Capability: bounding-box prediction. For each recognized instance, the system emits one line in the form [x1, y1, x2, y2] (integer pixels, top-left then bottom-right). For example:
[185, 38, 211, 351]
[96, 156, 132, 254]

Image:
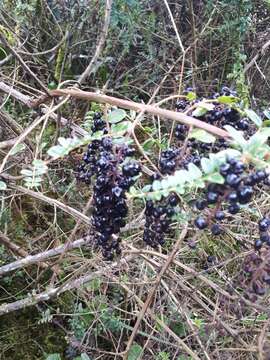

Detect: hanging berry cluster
[77, 112, 141, 260]
[194, 158, 269, 236]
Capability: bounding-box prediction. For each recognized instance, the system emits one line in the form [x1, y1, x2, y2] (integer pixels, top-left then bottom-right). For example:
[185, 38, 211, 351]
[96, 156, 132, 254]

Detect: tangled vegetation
[1, 1, 270, 359]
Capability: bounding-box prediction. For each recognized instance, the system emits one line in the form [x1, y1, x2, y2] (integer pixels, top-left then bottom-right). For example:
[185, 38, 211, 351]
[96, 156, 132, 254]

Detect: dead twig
[0, 255, 134, 316]
[78, 0, 113, 84]
[0, 236, 90, 277]
[122, 225, 189, 359]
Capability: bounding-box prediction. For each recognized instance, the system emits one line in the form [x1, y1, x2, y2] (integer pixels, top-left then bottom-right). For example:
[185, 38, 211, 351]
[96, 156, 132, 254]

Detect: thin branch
[0, 236, 89, 277]
[0, 81, 32, 107]
[0, 34, 50, 95]
[0, 231, 48, 271]
[122, 225, 190, 360]
[78, 0, 113, 85]
[244, 39, 270, 74]
[9, 185, 91, 225]
[163, 0, 185, 53]
[0, 81, 87, 137]
[48, 88, 229, 138]
[0, 108, 24, 135]
[0, 255, 134, 315]
[0, 137, 18, 149]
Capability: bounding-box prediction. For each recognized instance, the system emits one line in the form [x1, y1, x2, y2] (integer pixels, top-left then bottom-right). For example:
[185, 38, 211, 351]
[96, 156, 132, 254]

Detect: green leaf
[204, 172, 224, 184]
[112, 137, 134, 145]
[201, 157, 216, 174]
[186, 92, 196, 101]
[187, 163, 202, 180]
[10, 143, 26, 155]
[20, 169, 33, 177]
[217, 95, 238, 104]
[47, 145, 66, 159]
[0, 181, 7, 190]
[111, 121, 131, 134]
[224, 125, 247, 149]
[108, 109, 127, 123]
[263, 109, 270, 120]
[152, 180, 162, 191]
[174, 169, 189, 184]
[80, 354, 91, 360]
[192, 102, 215, 117]
[128, 344, 143, 360]
[189, 129, 216, 143]
[245, 109, 262, 128]
[142, 138, 157, 152]
[46, 354, 61, 360]
[247, 128, 270, 155]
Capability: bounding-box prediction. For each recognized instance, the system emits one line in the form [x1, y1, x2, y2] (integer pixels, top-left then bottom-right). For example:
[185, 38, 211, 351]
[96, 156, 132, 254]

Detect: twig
[0, 108, 24, 135]
[258, 317, 270, 360]
[0, 33, 50, 95]
[0, 137, 18, 149]
[105, 261, 201, 360]
[78, 0, 113, 85]
[163, 0, 185, 54]
[0, 236, 89, 277]
[0, 255, 134, 315]
[244, 39, 270, 74]
[0, 97, 70, 174]
[0, 81, 87, 137]
[122, 225, 190, 360]
[47, 88, 229, 138]
[0, 81, 32, 107]
[9, 185, 91, 225]
[0, 231, 48, 271]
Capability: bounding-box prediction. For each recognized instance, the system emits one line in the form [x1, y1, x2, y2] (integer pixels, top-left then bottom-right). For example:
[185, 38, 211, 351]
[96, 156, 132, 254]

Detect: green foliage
[0, 181, 7, 190]
[45, 354, 61, 360]
[20, 159, 48, 188]
[127, 343, 143, 360]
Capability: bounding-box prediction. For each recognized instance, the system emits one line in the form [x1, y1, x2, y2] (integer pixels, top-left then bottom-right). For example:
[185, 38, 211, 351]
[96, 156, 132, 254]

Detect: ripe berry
[168, 194, 178, 206]
[206, 191, 219, 204]
[228, 203, 240, 214]
[237, 186, 253, 204]
[195, 199, 207, 210]
[254, 239, 263, 251]
[258, 218, 270, 232]
[263, 274, 270, 285]
[227, 191, 238, 203]
[215, 210, 225, 221]
[260, 233, 270, 243]
[225, 173, 241, 188]
[194, 216, 208, 229]
[211, 224, 222, 235]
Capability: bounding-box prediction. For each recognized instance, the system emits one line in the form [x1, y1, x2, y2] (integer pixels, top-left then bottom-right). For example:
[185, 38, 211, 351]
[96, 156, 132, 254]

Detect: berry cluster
[77, 112, 141, 260]
[174, 87, 255, 165]
[254, 217, 270, 251]
[143, 194, 178, 247]
[194, 158, 269, 236]
[159, 148, 180, 174]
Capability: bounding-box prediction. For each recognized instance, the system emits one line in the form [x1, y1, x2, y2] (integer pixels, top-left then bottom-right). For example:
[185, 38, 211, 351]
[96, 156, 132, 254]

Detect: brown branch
[78, 0, 113, 85]
[0, 255, 134, 316]
[10, 185, 91, 225]
[0, 34, 50, 95]
[0, 137, 18, 149]
[244, 39, 270, 74]
[122, 225, 190, 360]
[48, 88, 230, 138]
[0, 81, 33, 107]
[0, 231, 48, 271]
[0, 236, 89, 277]
[0, 108, 24, 135]
[0, 81, 87, 137]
